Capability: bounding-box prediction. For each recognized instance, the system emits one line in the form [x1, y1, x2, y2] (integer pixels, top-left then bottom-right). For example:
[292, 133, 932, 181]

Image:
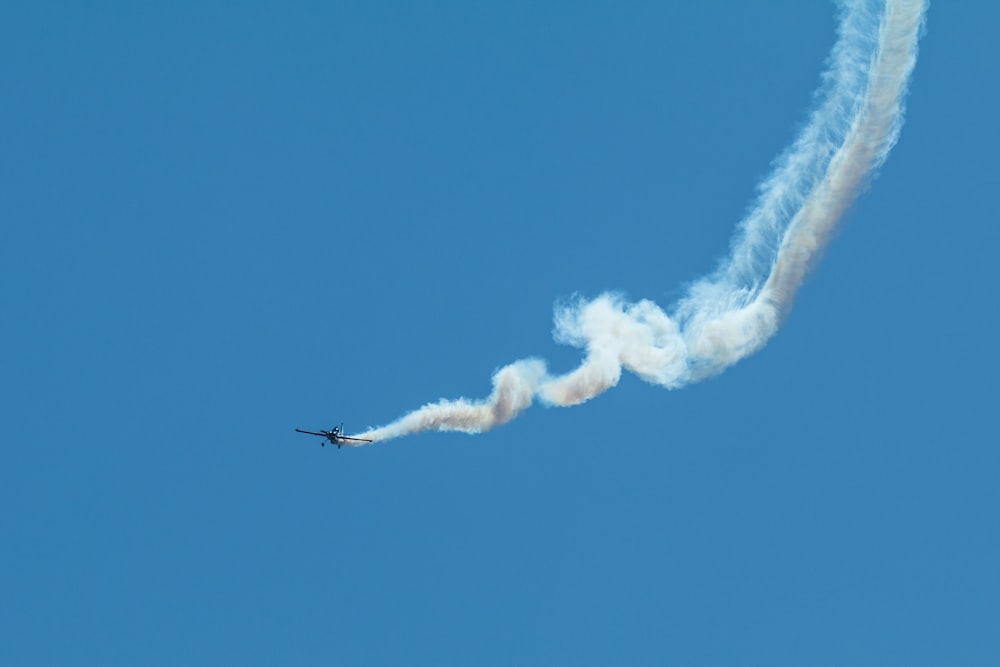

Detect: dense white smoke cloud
[355, 0, 926, 444]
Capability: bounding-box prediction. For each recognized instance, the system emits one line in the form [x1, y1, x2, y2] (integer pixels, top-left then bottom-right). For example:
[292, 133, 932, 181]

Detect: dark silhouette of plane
[295, 424, 373, 448]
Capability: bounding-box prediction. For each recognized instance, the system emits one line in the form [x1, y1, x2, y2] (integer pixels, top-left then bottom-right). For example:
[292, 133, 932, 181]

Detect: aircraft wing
[339, 436, 374, 443]
[295, 429, 327, 437]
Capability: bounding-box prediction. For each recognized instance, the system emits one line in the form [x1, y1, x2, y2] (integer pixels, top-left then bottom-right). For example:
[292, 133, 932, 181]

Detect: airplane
[295, 424, 373, 448]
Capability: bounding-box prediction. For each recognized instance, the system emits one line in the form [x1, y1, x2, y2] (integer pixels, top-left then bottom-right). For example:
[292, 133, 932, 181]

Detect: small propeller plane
[295, 424, 373, 448]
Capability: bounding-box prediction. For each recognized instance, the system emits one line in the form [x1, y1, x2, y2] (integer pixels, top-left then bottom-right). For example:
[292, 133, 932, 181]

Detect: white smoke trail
[355, 0, 926, 444]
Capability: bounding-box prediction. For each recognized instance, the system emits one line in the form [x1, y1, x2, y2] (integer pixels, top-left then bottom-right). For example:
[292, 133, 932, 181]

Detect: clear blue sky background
[3, 1, 998, 664]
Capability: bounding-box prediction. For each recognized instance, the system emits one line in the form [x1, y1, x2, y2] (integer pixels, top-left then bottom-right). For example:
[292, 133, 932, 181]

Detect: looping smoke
[355, 0, 927, 445]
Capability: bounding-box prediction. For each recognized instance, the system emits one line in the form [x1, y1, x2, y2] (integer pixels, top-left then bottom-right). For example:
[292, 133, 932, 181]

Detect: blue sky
[3, 1, 998, 664]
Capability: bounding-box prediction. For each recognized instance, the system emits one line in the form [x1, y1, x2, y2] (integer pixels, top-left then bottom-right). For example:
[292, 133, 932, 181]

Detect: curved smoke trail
[356, 0, 926, 444]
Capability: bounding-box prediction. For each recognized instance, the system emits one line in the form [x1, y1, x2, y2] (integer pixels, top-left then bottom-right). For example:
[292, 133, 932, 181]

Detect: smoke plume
[355, 0, 927, 444]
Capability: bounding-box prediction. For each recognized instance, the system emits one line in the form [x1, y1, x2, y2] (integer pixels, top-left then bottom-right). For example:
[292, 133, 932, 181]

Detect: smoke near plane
[356, 0, 927, 444]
